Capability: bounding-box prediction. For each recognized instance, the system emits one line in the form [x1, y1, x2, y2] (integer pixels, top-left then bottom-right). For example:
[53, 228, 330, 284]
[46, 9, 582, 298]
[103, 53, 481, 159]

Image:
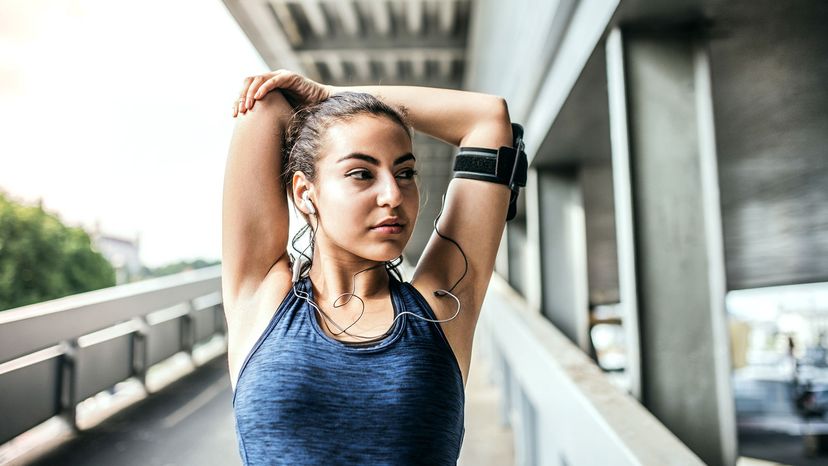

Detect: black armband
[452, 123, 528, 221]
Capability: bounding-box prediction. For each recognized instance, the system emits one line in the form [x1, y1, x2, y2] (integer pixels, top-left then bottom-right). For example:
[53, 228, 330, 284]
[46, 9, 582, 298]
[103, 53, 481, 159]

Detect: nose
[376, 172, 403, 208]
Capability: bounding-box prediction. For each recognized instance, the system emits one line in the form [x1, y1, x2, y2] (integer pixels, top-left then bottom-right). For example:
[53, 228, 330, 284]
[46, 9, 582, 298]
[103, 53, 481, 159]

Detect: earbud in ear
[302, 191, 316, 215]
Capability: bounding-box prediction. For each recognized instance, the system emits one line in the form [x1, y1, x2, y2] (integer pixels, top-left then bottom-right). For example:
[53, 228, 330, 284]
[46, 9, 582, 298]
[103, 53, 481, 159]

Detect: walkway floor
[26, 356, 241, 466]
[458, 341, 515, 465]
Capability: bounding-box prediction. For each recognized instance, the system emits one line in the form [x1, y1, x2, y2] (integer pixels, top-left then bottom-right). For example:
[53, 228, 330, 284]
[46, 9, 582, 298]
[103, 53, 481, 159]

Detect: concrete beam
[369, 0, 391, 35]
[439, 0, 456, 34]
[269, 0, 303, 46]
[405, 0, 424, 34]
[300, 0, 329, 37]
[351, 52, 372, 82]
[334, 0, 361, 36]
[324, 53, 346, 81]
[410, 51, 426, 80]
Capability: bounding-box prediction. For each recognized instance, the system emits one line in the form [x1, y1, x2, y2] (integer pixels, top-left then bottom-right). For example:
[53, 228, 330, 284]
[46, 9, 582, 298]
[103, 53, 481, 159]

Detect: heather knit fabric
[232, 271, 465, 465]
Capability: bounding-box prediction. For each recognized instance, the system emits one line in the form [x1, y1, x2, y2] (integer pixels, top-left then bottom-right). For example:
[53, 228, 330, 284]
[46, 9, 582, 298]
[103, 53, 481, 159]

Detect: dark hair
[280, 91, 412, 194]
[282, 92, 414, 281]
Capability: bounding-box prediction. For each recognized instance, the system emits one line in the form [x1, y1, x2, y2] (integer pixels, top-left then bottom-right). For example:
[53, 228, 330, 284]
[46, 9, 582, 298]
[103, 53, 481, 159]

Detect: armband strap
[452, 123, 528, 221]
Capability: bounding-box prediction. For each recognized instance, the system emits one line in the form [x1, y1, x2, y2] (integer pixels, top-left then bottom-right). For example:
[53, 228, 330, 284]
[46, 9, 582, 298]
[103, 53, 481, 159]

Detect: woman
[223, 69, 514, 465]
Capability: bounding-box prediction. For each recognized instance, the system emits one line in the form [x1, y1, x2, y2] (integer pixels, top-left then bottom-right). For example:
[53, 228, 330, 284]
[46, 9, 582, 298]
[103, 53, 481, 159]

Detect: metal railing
[0, 265, 224, 445]
[478, 273, 706, 466]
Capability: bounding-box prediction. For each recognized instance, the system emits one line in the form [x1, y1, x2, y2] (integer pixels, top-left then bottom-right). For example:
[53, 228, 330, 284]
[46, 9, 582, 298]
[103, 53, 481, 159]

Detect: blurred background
[1, 0, 827, 465]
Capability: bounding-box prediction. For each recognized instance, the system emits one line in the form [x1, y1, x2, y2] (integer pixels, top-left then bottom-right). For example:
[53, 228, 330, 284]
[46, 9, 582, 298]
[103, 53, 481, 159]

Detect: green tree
[0, 190, 116, 311]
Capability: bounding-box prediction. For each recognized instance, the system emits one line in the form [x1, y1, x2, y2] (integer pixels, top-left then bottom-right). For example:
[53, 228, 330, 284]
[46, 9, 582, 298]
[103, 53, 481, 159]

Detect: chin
[361, 242, 408, 263]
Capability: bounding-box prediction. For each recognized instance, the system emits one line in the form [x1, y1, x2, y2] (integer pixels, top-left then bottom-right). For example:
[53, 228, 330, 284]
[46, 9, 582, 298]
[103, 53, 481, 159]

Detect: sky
[0, 0, 268, 268]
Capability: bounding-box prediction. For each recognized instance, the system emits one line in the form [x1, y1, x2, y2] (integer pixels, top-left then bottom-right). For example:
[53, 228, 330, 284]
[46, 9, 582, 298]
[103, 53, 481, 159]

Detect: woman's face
[308, 114, 419, 263]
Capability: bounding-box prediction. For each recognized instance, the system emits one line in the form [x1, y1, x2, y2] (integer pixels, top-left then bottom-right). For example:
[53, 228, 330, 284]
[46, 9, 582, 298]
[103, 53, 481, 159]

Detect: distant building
[89, 220, 143, 285]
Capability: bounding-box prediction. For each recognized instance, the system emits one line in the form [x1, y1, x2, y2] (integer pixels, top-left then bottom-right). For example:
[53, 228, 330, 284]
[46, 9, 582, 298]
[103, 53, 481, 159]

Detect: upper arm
[411, 98, 513, 327]
[221, 91, 293, 307]
[412, 179, 510, 317]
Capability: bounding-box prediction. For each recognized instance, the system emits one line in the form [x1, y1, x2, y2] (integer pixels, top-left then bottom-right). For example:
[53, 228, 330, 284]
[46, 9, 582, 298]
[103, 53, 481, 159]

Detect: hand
[233, 69, 334, 117]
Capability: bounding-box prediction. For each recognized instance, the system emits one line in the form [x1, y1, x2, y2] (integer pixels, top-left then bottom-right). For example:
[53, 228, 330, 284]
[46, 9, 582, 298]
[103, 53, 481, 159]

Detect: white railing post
[58, 339, 79, 432]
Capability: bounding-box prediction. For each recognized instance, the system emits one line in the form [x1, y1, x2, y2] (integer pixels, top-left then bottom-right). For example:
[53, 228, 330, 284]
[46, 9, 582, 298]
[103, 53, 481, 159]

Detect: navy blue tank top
[232, 271, 465, 465]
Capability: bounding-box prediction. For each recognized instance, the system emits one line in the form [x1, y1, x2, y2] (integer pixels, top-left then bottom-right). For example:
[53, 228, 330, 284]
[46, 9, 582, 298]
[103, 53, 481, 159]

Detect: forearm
[331, 85, 514, 149]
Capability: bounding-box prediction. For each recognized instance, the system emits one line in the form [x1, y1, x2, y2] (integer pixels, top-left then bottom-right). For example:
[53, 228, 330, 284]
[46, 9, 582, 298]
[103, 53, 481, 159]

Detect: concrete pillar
[506, 221, 528, 297]
[537, 169, 590, 352]
[580, 162, 619, 307]
[606, 27, 644, 402]
[605, 27, 737, 466]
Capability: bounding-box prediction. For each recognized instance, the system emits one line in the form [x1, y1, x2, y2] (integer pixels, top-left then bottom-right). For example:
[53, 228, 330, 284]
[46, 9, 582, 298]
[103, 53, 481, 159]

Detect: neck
[307, 247, 392, 308]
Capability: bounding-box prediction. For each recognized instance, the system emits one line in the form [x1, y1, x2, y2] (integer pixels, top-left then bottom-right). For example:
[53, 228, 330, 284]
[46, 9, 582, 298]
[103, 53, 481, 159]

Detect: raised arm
[241, 72, 512, 149]
[222, 90, 293, 308]
[329, 85, 513, 149]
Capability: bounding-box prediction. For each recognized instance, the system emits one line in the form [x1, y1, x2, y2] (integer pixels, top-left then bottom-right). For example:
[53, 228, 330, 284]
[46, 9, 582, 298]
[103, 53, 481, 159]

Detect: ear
[291, 171, 307, 204]
[291, 171, 314, 214]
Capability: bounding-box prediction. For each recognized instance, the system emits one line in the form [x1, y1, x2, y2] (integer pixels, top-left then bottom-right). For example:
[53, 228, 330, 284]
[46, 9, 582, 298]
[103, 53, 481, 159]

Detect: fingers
[232, 70, 300, 118]
[233, 95, 243, 118]
[254, 77, 279, 100]
[254, 70, 289, 100]
[233, 76, 254, 118]
[245, 75, 266, 111]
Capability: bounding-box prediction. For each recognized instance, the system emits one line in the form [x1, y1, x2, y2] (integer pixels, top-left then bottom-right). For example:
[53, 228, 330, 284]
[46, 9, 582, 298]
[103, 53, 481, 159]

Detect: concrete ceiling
[222, 0, 471, 88]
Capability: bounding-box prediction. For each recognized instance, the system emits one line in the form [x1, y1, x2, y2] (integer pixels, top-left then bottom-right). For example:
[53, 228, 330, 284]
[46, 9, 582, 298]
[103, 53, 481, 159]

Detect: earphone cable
[290, 190, 467, 341]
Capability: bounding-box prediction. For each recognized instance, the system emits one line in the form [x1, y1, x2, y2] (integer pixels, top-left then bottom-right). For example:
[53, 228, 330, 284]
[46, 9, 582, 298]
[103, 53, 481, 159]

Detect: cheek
[320, 186, 369, 231]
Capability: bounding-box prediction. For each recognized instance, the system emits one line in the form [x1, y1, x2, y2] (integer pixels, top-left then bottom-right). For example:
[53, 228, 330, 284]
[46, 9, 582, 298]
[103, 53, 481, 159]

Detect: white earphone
[302, 191, 316, 215]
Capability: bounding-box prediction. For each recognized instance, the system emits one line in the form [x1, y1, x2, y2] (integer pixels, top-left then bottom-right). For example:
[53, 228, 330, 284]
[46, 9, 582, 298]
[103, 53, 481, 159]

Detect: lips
[371, 224, 404, 234]
[370, 217, 405, 235]
[371, 217, 404, 228]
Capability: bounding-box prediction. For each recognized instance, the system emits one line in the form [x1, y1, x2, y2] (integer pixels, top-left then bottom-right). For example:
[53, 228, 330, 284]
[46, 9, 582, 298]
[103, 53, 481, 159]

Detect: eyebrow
[336, 152, 416, 166]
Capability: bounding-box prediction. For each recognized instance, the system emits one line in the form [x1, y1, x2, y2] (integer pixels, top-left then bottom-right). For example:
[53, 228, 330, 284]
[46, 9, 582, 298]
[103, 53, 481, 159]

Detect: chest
[233, 331, 466, 465]
[241, 339, 459, 397]
[234, 328, 465, 429]
[227, 279, 472, 391]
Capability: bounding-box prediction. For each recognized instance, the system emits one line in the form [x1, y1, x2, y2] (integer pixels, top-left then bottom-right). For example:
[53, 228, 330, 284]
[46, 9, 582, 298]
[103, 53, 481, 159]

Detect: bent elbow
[492, 97, 513, 146]
[491, 96, 511, 126]
[458, 96, 513, 148]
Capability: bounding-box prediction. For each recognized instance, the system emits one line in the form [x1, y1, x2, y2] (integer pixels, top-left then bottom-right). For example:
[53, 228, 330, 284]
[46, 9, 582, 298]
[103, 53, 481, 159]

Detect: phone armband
[452, 123, 528, 221]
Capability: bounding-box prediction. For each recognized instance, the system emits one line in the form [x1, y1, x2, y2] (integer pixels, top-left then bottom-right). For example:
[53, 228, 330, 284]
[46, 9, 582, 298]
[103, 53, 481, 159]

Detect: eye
[346, 170, 373, 180]
[346, 169, 418, 181]
[398, 169, 418, 179]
